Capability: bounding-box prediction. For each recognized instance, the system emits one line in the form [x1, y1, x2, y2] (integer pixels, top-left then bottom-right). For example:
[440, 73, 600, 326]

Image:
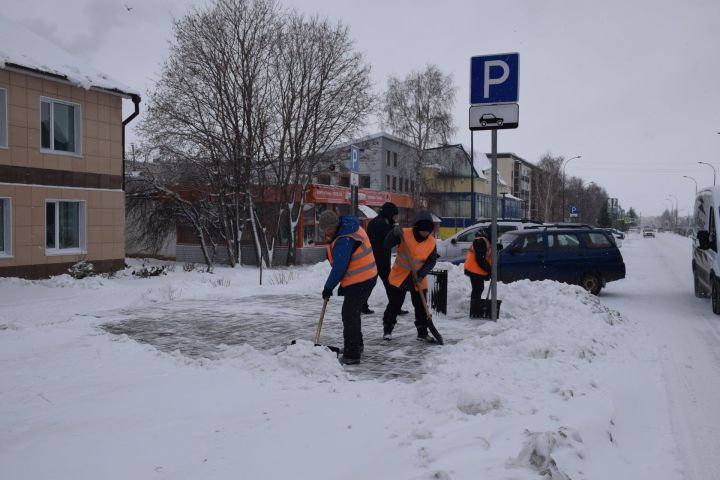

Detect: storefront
[300, 184, 415, 248]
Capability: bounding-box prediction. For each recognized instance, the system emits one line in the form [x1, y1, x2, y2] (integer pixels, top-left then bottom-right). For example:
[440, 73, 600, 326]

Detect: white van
[437, 219, 543, 261]
[692, 186, 720, 314]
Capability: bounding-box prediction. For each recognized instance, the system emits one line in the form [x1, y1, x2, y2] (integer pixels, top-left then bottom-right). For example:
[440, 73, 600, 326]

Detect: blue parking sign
[470, 53, 519, 105]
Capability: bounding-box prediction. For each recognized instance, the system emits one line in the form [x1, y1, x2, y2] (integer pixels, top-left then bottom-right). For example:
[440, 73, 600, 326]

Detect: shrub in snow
[68, 261, 95, 279]
[183, 262, 195, 272]
[132, 264, 167, 278]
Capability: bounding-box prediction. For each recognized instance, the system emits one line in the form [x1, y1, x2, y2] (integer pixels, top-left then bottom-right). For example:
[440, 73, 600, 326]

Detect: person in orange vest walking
[382, 211, 438, 342]
[464, 228, 492, 300]
[319, 210, 378, 365]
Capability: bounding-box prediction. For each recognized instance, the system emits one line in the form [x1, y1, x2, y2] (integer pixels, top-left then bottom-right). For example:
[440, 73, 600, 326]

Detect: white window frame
[45, 199, 87, 256]
[40, 96, 82, 156]
[0, 87, 7, 149]
[0, 197, 11, 257]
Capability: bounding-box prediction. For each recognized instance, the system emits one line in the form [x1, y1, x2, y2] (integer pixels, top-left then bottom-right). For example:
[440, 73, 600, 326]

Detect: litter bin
[429, 269, 447, 315]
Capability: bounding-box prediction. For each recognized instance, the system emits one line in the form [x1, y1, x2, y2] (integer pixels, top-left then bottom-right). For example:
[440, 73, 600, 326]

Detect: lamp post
[698, 161, 716, 186]
[561, 155, 582, 222]
[667, 194, 678, 230]
[682, 175, 698, 195]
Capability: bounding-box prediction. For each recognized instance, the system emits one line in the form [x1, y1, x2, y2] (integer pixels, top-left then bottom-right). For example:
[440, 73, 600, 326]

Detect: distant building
[488, 152, 535, 219]
[0, 16, 140, 278]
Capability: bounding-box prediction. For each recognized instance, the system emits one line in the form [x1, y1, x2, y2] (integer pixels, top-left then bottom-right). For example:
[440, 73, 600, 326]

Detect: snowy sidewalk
[99, 293, 473, 381]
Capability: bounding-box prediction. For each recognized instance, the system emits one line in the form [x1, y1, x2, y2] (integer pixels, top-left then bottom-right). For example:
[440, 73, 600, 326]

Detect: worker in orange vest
[464, 228, 492, 300]
[319, 210, 378, 365]
[382, 211, 438, 342]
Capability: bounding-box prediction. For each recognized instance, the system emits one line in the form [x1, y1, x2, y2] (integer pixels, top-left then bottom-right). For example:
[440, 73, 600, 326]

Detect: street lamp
[682, 175, 698, 195]
[562, 155, 582, 222]
[698, 161, 716, 186]
[667, 194, 678, 229]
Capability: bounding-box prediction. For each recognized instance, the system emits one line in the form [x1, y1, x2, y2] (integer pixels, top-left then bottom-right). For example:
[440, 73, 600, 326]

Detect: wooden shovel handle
[314, 298, 329, 344]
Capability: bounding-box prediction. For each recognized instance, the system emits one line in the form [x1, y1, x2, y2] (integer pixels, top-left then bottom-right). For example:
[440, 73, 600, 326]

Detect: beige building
[0, 18, 140, 278]
[489, 153, 535, 219]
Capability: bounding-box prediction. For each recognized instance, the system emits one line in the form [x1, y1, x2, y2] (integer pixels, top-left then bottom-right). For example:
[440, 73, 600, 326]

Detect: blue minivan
[496, 228, 626, 294]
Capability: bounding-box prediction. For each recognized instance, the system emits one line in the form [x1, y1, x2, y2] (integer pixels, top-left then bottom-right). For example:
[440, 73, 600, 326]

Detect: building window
[386, 175, 390, 189]
[392, 176, 397, 191]
[45, 200, 86, 254]
[360, 175, 371, 188]
[386, 151, 391, 166]
[393, 152, 397, 167]
[0, 88, 7, 148]
[0, 198, 11, 256]
[40, 97, 82, 155]
[405, 178, 410, 192]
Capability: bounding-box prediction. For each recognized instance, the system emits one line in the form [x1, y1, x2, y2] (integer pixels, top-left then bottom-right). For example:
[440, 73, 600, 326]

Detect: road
[603, 233, 720, 480]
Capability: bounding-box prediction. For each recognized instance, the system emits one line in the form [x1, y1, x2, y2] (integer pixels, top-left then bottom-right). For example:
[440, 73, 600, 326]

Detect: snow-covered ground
[0, 233, 715, 480]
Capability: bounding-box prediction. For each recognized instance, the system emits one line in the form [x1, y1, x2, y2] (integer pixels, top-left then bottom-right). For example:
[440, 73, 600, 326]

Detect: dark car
[495, 228, 626, 295]
[479, 113, 504, 127]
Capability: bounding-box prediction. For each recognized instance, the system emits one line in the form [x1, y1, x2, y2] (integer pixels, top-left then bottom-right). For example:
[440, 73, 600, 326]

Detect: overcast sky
[5, 0, 719, 216]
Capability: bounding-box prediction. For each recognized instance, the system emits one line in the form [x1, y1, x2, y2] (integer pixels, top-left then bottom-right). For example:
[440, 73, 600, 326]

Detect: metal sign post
[350, 145, 359, 214]
[469, 52, 520, 321]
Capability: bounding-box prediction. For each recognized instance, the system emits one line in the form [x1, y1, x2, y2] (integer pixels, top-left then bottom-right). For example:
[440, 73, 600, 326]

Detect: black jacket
[367, 215, 394, 274]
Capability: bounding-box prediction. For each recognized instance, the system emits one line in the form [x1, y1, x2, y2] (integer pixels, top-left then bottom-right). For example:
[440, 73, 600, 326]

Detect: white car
[693, 186, 720, 314]
[642, 227, 655, 238]
[437, 219, 543, 260]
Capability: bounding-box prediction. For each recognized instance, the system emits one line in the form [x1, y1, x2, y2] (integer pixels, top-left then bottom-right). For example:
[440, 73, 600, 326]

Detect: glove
[392, 225, 403, 238]
[322, 288, 332, 300]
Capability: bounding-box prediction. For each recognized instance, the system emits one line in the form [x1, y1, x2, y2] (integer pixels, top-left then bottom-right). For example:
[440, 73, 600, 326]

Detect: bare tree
[135, 0, 280, 268]
[381, 65, 457, 195]
[265, 13, 373, 265]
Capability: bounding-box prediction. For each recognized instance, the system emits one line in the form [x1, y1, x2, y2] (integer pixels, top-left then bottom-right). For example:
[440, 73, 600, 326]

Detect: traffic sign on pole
[470, 53, 519, 105]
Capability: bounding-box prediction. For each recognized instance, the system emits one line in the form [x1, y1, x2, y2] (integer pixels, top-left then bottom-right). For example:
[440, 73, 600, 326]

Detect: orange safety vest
[326, 227, 378, 287]
[464, 237, 492, 276]
[389, 228, 437, 290]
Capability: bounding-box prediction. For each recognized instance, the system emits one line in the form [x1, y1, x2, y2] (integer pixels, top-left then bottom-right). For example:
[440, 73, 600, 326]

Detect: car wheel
[480, 121, 487, 127]
[497, 119, 504, 126]
[581, 273, 602, 295]
[712, 276, 720, 315]
[694, 268, 706, 298]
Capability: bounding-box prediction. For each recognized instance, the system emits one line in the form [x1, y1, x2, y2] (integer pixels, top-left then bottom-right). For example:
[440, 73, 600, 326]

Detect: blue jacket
[324, 216, 363, 292]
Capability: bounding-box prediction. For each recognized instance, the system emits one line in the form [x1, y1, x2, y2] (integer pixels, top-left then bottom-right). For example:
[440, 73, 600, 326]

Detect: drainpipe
[122, 94, 141, 191]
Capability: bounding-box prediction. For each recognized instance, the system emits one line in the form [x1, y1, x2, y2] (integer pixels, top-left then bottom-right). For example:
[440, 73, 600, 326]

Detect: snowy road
[603, 233, 720, 480]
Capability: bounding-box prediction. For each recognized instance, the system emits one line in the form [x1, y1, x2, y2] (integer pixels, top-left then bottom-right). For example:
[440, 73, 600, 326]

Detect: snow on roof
[0, 15, 139, 97]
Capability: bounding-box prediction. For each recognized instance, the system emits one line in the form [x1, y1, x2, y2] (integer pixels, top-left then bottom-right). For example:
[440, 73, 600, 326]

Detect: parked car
[643, 227, 655, 237]
[495, 227, 626, 295]
[692, 186, 720, 314]
[438, 219, 544, 261]
[609, 228, 625, 240]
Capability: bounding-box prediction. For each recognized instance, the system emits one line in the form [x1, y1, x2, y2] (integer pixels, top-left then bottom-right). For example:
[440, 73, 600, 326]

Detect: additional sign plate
[351, 145, 360, 173]
[469, 104, 519, 131]
[350, 171, 359, 187]
[470, 53, 519, 105]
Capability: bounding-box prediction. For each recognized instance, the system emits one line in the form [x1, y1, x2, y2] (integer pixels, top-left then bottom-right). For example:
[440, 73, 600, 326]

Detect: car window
[710, 207, 717, 252]
[498, 225, 519, 235]
[499, 232, 519, 249]
[581, 232, 612, 249]
[457, 228, 479, 243]
[549, 233, 581, 250]
[519, 233, 544, 252]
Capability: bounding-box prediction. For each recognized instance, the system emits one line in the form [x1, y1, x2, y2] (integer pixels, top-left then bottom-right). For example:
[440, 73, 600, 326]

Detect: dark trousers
[363, 268, 390, 309]
[469, 274, 487, 300]
[340, 277, 377, 358]
[383, 284, 431, 336]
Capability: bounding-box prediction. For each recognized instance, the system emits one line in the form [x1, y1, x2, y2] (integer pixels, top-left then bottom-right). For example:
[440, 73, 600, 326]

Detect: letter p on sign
[470, 53, 519, 105]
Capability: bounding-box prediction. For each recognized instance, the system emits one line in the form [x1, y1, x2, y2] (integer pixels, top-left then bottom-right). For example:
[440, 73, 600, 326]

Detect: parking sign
[470, 53, 519, 105]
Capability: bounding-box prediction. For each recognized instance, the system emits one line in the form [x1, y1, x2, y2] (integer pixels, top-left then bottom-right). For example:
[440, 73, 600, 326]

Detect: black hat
[414, 210, 435, 233]
[379, 202, 398, 218]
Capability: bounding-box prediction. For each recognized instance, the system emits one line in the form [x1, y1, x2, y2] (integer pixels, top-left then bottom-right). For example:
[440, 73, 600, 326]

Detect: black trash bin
[429, 269, 447, 315]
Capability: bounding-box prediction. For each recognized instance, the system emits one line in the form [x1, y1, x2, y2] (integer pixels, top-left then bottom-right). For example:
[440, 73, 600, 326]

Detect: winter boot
[339, 355, 360, 365]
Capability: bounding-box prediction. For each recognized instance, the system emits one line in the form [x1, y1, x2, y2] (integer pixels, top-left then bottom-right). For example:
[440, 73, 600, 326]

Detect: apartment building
[0, 17, 140, 278]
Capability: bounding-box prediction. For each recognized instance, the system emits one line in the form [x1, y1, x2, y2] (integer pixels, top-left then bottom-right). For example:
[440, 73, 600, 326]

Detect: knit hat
[379, 202, 399, 218]
[318, 210, 339, 230]
[413, 210, 435, 233]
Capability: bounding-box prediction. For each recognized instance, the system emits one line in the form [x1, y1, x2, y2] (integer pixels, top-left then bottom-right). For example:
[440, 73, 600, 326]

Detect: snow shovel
[470, 286, 501, 320]
[292, 298, 340, 355]
[402, 244, 444, 345]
